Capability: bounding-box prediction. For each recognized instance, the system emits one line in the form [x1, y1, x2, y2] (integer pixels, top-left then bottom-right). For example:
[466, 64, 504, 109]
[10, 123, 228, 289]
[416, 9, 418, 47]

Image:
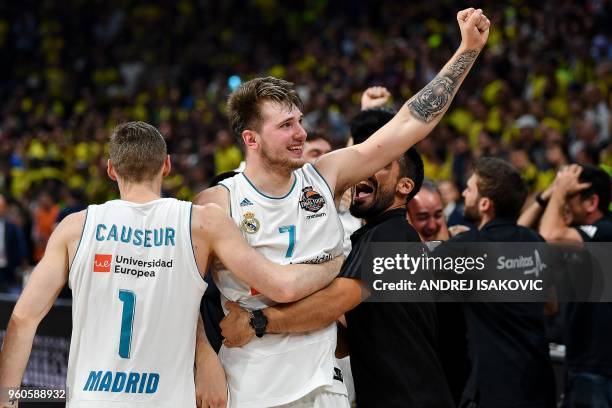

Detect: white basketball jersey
[215, 163, 346, 407]
[66, 198, 207, 408]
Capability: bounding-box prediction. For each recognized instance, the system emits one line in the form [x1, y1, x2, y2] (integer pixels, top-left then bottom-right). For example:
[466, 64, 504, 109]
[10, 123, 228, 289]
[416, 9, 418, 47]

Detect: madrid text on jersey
[83, 371, 159, 394]
[95, 224, 176, 247]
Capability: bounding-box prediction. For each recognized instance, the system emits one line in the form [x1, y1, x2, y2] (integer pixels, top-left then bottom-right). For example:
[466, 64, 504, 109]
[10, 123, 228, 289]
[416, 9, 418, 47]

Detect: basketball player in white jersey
[195, 8, 490, 407]
[0, 122, 343, 408]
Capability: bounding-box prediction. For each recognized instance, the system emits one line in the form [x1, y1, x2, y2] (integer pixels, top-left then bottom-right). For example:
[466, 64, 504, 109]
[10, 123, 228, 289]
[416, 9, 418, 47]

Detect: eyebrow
[276, 114, 303, 127]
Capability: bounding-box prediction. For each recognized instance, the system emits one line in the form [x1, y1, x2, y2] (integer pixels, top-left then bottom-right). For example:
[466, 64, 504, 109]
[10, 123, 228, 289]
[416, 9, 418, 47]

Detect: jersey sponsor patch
[299, 186, 326, 213]
[93, 254, 112, 272]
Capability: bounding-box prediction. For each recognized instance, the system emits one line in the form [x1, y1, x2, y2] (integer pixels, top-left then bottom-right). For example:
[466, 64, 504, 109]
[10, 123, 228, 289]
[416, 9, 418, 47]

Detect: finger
[577, 182, 592, 191]
[477, 16, 488, 31]
[467, 8, 483, 26]
[225, 301, 239, 310]
[457, 8, 475, 22]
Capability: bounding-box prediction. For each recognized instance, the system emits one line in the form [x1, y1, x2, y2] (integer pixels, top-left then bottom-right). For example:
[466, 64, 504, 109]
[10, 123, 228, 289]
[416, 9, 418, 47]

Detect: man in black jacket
[452, 158, 556, 408]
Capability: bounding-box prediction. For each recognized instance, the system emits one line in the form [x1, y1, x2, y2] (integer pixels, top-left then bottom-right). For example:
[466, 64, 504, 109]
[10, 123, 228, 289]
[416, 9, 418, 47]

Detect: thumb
[225, 301, 239, 311]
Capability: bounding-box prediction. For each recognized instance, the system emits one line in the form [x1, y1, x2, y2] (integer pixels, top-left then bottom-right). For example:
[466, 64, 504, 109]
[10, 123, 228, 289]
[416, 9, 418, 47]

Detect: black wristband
[535, 192, 549, 207]
[249, 309, 268, 338]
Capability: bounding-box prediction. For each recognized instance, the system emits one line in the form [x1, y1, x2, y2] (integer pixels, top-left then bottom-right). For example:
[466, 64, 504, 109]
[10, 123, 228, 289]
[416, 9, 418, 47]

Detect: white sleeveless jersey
[214, 163, 346, 407]
[66, 198, 206, 408]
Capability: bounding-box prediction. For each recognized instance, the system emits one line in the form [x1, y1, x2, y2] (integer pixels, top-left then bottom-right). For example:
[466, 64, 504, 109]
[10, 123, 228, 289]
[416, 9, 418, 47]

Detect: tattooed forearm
[407, 49, 479, 122]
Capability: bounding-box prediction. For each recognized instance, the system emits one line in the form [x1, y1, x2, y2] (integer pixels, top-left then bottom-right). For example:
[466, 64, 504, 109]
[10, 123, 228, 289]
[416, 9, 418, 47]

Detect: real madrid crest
[240, 211, 261, 234]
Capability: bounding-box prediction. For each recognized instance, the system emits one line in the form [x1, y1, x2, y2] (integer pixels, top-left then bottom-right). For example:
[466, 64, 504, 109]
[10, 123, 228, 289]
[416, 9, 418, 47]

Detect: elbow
[539, 227, 563, 243]
[269, 286, 299, 303]
[7, 310, 39, 334]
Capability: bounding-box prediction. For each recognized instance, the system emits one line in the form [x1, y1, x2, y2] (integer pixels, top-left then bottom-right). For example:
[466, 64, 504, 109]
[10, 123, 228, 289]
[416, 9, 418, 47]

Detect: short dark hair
[350, 108, 395, 145]
[109, 121, 167, 183]
[579, 165, 611, 213]
[350, 108, 424, 203]
[399, 148, 424, 203]
[227, 76, 303, 137]
[473, 157, 527, 219]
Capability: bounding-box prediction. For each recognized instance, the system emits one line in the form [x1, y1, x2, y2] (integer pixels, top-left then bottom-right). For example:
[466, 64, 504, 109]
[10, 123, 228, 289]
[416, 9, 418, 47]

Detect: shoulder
[450, 228, 479, 242]
[52, 209, 87, 246]
[190, 203, 235, 239]
[370, 216, 420, 243]
[193, 185, 230, 210]
[577, 215, 612, 242]
[516, 225, 546, 242]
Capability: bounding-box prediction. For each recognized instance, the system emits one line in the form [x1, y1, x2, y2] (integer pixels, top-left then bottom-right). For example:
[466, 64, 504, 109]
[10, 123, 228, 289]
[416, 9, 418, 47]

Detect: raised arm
[0, 213, 81, 388]
[315, 8, 490, 197]
[518, 186, 554, 228]
[192, 203, 343, 303]
[540, 165, 589, 243]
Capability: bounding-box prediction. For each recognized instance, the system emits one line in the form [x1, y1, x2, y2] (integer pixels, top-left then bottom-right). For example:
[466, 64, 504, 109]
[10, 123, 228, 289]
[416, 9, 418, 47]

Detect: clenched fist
[457, 8, 490, 51]
[361, 86, 391, 110]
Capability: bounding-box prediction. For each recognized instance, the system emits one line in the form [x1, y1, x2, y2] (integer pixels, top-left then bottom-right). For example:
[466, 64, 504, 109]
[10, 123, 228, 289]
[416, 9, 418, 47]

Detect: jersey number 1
[118, 290, 136, 359]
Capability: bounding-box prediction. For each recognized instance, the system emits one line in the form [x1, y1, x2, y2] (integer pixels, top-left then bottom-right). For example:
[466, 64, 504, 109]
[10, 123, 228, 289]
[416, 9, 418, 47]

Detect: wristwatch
[535, 192, 549, 207]
[249, 309, 268, 338]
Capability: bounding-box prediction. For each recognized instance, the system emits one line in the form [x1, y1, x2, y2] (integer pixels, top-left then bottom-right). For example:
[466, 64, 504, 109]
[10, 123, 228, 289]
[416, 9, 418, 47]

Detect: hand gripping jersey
[66, 198, 207, 408]
[215, 163, 345, 407]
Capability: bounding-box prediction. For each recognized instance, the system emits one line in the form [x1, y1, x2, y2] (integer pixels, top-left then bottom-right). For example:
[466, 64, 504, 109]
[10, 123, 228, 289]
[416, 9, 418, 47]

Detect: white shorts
[273, 387, 350, 408]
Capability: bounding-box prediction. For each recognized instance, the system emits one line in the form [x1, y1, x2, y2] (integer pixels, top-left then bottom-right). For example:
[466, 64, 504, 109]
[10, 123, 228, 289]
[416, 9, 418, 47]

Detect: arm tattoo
[407, 49, 479, 122]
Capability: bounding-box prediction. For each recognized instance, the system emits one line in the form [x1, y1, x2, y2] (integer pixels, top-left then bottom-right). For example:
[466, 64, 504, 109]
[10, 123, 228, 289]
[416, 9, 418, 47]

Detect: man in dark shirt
[539, 164, 612, 407]
[452, 158, 556, 408]
[219, 109, 455, 407]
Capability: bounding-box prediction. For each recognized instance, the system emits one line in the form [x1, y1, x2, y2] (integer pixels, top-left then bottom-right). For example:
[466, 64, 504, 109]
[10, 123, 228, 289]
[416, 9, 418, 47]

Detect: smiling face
[407, 189, 445, 241]
[253, 100, 307, 171]
[350, 161, 399, 220]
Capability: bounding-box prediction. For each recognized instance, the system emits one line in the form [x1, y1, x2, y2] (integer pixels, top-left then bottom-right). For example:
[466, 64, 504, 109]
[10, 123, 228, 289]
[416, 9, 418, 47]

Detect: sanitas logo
[497, 250, 546, 277]
[93, 254, 112, 273]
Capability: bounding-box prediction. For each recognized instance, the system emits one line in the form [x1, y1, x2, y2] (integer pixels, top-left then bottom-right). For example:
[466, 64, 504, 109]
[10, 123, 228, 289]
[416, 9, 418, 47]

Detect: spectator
[0, 194, 28, 293]
[31, 190, 59, 262]
[407, 179, 449, 241]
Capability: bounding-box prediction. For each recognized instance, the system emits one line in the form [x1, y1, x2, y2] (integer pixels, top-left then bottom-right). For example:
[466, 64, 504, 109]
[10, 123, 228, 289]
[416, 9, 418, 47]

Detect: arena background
[0, 0, 609, 406]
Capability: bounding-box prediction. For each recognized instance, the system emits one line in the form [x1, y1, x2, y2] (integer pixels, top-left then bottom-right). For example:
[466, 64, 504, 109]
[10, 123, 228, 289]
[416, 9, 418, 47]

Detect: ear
[161, 155, 172, 177]
[107, 159, 118, 181]
[242, 130, 259, 151]
[479, 196, 493, 215]
[397, 177, 415, 197]
[585, 194, 599, 214]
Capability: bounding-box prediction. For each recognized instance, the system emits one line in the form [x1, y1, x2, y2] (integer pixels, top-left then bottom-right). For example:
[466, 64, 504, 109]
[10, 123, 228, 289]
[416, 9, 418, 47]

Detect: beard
[463, 202, 481, 224]
[350, 184, 396, 220]
[260, 139, 305, 172]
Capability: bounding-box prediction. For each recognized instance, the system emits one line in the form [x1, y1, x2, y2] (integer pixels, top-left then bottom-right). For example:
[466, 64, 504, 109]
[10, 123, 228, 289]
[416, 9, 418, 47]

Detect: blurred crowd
[0, 0, 610, 290]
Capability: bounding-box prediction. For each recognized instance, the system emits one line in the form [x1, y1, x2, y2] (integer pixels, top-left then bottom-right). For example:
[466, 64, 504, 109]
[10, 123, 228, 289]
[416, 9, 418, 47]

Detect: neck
[243, 160, 295, 197]
[365, 202, 405, 224]
[118, 180, 162, 203]
[585, 210, 604, 225]
[477, 213, 494, 230]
